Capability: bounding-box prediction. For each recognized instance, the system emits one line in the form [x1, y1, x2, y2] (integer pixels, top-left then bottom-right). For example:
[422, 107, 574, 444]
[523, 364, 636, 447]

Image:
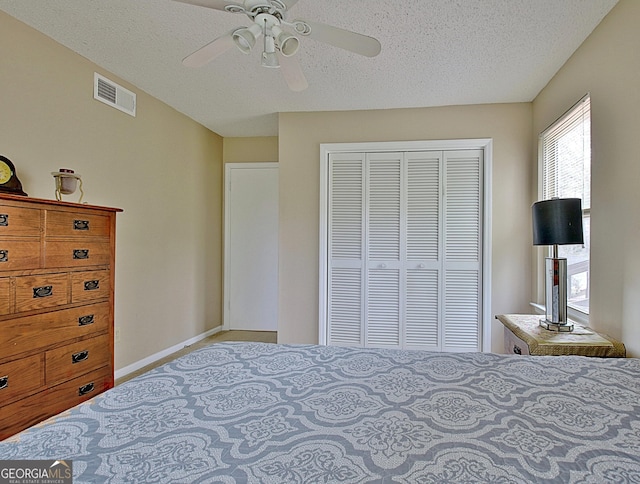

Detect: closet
[320, 143, 487, 352]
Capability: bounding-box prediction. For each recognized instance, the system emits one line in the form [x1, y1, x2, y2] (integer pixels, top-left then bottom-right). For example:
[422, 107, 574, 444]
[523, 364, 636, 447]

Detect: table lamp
[532, 198, 584, 331]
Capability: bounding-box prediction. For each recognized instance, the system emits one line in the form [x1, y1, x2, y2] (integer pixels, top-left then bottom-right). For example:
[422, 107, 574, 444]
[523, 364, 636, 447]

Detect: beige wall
[0, 11, 224, 370]
[223, 137, 278, 163]
[278, 104, 533, 352]
[6, 0, 634, 364]
[532, 0, 640, 357]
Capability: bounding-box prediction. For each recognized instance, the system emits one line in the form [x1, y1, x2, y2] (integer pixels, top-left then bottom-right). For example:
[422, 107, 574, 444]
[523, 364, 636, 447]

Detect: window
[540, 95, 591, 315]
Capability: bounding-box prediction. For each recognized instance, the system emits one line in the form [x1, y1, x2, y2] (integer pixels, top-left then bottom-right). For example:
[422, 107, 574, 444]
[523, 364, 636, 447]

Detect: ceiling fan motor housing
[239, 0, 287, 20]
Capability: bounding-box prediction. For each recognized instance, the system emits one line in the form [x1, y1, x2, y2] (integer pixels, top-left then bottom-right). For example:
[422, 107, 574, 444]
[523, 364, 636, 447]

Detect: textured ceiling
[0, 0, 618, 137]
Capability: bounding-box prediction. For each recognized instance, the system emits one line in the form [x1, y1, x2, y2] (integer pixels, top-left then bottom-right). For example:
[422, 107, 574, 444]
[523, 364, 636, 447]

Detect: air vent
[93, 73, 136, 117]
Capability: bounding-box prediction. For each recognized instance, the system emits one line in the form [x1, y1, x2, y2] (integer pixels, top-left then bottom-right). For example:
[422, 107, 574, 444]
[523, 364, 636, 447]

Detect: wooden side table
[495, 314, 626, 357]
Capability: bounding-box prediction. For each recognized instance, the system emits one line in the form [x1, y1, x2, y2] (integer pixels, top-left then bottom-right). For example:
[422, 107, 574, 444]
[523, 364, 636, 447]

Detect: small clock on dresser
[0, 155, 27, 196]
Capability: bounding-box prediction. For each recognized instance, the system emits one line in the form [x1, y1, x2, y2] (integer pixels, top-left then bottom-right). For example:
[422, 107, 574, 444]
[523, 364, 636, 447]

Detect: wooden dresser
[0, 194, 121, 439]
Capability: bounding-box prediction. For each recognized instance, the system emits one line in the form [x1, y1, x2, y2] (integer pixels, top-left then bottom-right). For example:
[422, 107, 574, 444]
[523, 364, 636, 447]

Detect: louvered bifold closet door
[328, 153, 365, 346]
[366, 153, 402, 347]
[443, 150, 483, 351]
[405, 151, 442, 350]
[326, 147, 483, 351]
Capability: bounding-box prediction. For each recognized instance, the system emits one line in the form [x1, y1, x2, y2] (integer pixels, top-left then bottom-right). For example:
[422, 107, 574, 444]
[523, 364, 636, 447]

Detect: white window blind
[540, 95, 591, 315]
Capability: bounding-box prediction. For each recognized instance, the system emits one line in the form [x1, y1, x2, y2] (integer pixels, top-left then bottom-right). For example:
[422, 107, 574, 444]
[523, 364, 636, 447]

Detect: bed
[1, 341, 639, 483]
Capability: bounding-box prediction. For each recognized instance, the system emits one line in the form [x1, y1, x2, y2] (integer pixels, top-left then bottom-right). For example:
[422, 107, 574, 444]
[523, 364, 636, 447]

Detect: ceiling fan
[173, 0, 382, 91]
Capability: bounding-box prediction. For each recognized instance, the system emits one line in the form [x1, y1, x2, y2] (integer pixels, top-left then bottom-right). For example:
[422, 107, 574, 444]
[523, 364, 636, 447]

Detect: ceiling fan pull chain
[261, 17, 279, 68]
[263, 17, 267, 51]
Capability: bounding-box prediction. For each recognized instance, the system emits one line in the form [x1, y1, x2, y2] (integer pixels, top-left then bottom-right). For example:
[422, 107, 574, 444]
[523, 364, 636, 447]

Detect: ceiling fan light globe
[232, 24, 262, 53]
[233, 32, 253, 53]
[272, 25, 299, 57]
[279, 34, 299, 56]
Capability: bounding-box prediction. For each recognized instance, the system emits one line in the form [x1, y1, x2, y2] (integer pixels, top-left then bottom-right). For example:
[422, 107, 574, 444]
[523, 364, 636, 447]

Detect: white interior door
[225, 163, 278, 331]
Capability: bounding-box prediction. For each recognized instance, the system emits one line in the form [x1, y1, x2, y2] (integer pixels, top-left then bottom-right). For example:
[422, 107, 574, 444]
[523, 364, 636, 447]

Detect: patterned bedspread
[1, 342, 639, 483]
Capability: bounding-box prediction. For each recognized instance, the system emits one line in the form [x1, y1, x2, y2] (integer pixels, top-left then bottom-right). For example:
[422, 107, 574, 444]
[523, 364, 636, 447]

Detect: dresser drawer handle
[78, 382, 95, 396]
[78, 314, 95, 326]
[33, 285, 53, 298]
[0, 250, 7, 262]
[513, 345, 522, 355]
[0, 376, 7, 390]
[73, 249, 89, 260]
[84, 280, 100, 291]
[72, 350, 89, 364]
[74, 220, 90, 231]
[0, 214, 7, 226]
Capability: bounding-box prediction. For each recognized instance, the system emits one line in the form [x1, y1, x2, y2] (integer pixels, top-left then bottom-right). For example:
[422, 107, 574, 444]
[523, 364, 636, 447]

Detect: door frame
[224, 162, 279, 331]
[318, 139, 493, 351]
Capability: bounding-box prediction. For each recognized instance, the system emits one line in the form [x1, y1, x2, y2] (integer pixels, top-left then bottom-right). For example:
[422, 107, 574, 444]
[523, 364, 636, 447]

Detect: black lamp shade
[532, 198, 584, 246]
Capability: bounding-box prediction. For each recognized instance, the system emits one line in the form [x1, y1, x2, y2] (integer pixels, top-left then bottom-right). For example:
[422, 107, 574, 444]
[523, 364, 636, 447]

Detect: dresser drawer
[0, 354, 45, 406]
[15, 273, 69, 313]
[0, 277, 10, 316]
[0, 303, 111, 361]
[0, 206, 41, 237]
[45, 210, 110, 238]
[46, 334, 111, 386]
[48, 366, 113, 416]
[71, 270, 110, 303]
[44, 240, 110, 268]
[0, 239, 41, 271]
[0, 366, 112, 440]
[504, 327, 530, 356]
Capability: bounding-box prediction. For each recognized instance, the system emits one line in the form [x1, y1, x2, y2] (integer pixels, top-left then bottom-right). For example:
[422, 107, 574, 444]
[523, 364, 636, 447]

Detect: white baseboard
[115, 326, 223, 381]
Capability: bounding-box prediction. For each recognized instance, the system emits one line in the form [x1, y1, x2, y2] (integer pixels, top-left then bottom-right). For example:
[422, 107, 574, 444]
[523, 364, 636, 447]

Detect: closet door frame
[319, 139, 493, 351]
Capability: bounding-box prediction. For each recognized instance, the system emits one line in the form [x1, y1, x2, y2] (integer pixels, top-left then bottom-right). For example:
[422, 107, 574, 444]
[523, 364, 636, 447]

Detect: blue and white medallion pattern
[1, 342, 639, 483]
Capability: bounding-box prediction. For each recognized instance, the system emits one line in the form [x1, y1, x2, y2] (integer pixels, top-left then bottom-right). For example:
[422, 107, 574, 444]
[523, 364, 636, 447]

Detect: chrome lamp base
[539, 319, 574, 332]
[541, 255, 574, 332]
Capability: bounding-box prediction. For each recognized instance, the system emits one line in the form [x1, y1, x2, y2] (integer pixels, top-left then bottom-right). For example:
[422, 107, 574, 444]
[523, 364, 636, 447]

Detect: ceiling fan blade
[182, 31, 237, 67]
[172, 0, 244, 12]
[278, 53, 308, 91]
[292, 19, 381, 57]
